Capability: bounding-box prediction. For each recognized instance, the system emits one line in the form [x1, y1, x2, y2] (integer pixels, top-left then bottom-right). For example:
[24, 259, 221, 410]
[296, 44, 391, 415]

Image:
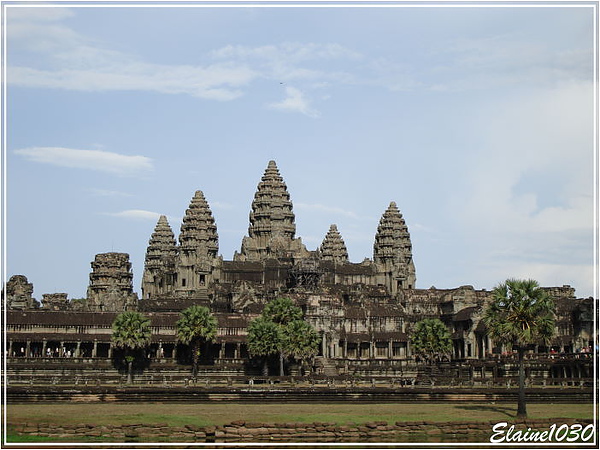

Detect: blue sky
[4, 2, 597, 300]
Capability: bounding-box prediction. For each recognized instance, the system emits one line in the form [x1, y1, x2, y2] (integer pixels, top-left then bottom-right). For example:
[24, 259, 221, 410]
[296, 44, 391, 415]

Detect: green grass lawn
[6, 402, 595, 445]
[6, 402, 594, 428]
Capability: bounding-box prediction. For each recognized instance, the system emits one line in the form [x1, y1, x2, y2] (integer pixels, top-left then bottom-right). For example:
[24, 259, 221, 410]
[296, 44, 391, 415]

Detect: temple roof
[320, 224, 349, 263]
[178, 190, 219, 258]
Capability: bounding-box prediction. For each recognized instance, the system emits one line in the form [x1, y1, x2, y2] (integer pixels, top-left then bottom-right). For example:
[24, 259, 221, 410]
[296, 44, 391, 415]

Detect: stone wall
[11, 418, 595, 443]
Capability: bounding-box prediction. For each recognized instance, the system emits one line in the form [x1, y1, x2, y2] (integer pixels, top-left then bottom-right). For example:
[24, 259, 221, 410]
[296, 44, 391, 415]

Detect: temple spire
[236, 160, 307, 261]
[320, 224, 349, 263]
[141, 215, 177, 299]
[373, 202, 416, 290]
[176, 191, 219, 294]
[179, 190, 219, 259]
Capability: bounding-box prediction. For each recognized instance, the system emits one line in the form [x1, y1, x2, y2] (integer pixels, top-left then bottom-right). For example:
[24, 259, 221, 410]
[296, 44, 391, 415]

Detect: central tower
[235, 160, 308, 261]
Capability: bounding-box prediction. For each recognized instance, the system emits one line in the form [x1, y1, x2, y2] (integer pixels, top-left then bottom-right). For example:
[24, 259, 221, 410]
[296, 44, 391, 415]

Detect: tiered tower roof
[179, 190, 218, 259]
[237, 160, 307, 261]
[144, 215, 177, 271]
[373, 202, 413, 267]
[320, 224, 349, 263]
[248, 160, 296, 240]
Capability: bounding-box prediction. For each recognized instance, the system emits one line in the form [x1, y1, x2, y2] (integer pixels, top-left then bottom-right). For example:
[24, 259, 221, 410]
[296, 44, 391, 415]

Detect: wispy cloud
[268, 87, 320, 118]
[295, 202, 361, 219]
[7, 8, 256, 100]
[104, 210, 182, 225]
[104, 209, 163, 221]
[89, 188, 133, 197]
[14, 146, 153, 177]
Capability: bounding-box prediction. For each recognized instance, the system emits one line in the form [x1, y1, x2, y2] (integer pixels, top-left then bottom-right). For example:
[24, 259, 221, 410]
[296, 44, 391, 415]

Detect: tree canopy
[111, 311, 152, 384]
[176, 305, 218, 377]
[410, 318, 452, 362]
[281, 319, 321, 364]
[483, 278, 555, 349]
[247, 297, 319, 376]
[112, 311, 152, 351]
[483, 278, 555, 418]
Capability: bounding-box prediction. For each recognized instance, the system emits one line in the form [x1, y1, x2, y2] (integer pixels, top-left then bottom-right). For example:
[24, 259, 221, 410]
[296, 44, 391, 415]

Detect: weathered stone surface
[87, 252, 138, 312]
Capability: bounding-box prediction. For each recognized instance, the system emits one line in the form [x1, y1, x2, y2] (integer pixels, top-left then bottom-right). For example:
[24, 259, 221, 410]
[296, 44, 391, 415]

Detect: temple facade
[4, 160, 595, 378]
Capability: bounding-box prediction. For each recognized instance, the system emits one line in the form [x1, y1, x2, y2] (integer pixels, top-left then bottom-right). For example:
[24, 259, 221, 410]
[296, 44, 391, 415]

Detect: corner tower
[235, 160, 308, 261]
[373, 202, 416, 292]
[87, 252, 138, 311]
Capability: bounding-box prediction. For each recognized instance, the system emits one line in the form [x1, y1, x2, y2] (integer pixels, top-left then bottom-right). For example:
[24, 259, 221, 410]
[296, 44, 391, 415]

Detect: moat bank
[8, 418, 597, 444]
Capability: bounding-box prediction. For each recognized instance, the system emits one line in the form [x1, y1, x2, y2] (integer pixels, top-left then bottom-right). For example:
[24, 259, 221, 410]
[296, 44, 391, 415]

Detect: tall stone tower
[235, 160, 308, 261]
[141, 215, 178, 299]
[176, 190, 219, 295]
[320, 224, 349, 263]
[87, 252, 138, 312]
[373, 202, 416, 292]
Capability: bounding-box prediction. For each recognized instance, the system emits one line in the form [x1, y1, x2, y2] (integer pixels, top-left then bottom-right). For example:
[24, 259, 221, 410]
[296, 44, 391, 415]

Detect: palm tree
[111, 311, 152, 384]
[262, 297, 303, 375]
[176, 305, 217, 378]
[262, 297, 303, 324]
[483, 278, 555, 418]
[410, 318, 452, 363]
[247, 316, 280, 376]
[280, 320, 321, 375]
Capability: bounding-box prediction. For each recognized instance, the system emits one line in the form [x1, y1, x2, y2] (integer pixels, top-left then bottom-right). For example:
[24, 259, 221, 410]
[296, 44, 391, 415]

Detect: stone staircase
[315, 357, 338, 377]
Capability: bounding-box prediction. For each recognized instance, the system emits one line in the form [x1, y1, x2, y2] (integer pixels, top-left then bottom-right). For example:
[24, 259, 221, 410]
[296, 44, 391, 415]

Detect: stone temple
[4, 160, 595, 382]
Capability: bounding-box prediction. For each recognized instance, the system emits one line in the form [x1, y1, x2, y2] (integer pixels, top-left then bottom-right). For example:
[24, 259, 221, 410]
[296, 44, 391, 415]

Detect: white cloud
[14, 146, 154, 177]
[7, 9, 257, 100]
[428, 32, 592, 91]
[89, 188, 133, 197]
[452, 81, 595, 296]
[104, 209, 163, 221]
[7, 6, 74, 22]
[295, 202, 360, 219]
[211, 42, 362, 64]
[210, 201, 235, 210]
[268, 87, 320, 118]
[9, 64, 254, 101]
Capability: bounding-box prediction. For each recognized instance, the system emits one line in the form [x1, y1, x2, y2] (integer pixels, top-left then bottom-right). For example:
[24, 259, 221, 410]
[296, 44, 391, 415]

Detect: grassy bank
[6, 402, 594, 428]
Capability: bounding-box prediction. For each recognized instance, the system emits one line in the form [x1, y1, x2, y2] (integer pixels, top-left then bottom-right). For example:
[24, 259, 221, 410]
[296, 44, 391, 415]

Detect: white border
[1, 0, 598, 448]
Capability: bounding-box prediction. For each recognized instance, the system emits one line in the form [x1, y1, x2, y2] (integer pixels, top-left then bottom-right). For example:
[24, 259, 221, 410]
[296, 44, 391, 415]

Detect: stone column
[388, 339, 393, 359]
[158, 342, 164, 359]
[108, 343, 113, 358]
[75, 341, 81, 358]
[219, 342, 225, 360]
[92, 340, 98, 358]
[8, 340, 13, 357]
[173, 345, 177, 361]
[25, 340, 31, 358]
[321, 334, 327, 358]
[235, 343, 241, 359]
[42, 340, 48, 358]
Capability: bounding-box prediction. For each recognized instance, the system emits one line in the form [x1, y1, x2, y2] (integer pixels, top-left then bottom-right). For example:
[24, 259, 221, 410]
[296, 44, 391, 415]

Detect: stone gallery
[4, 161, 594, 381]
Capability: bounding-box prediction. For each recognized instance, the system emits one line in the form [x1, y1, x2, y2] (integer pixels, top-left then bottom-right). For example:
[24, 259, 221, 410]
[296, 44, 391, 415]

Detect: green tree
[483, 278, 555, 418]
[247, 316, 281, 376]
[410, 318, 452, 363]
[262, 297, 303, 324]
[261, 297, 303, 375]
[280, 320, 321, 375]
[176, 305, 218, 378]
[111, 311, 152, 384]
